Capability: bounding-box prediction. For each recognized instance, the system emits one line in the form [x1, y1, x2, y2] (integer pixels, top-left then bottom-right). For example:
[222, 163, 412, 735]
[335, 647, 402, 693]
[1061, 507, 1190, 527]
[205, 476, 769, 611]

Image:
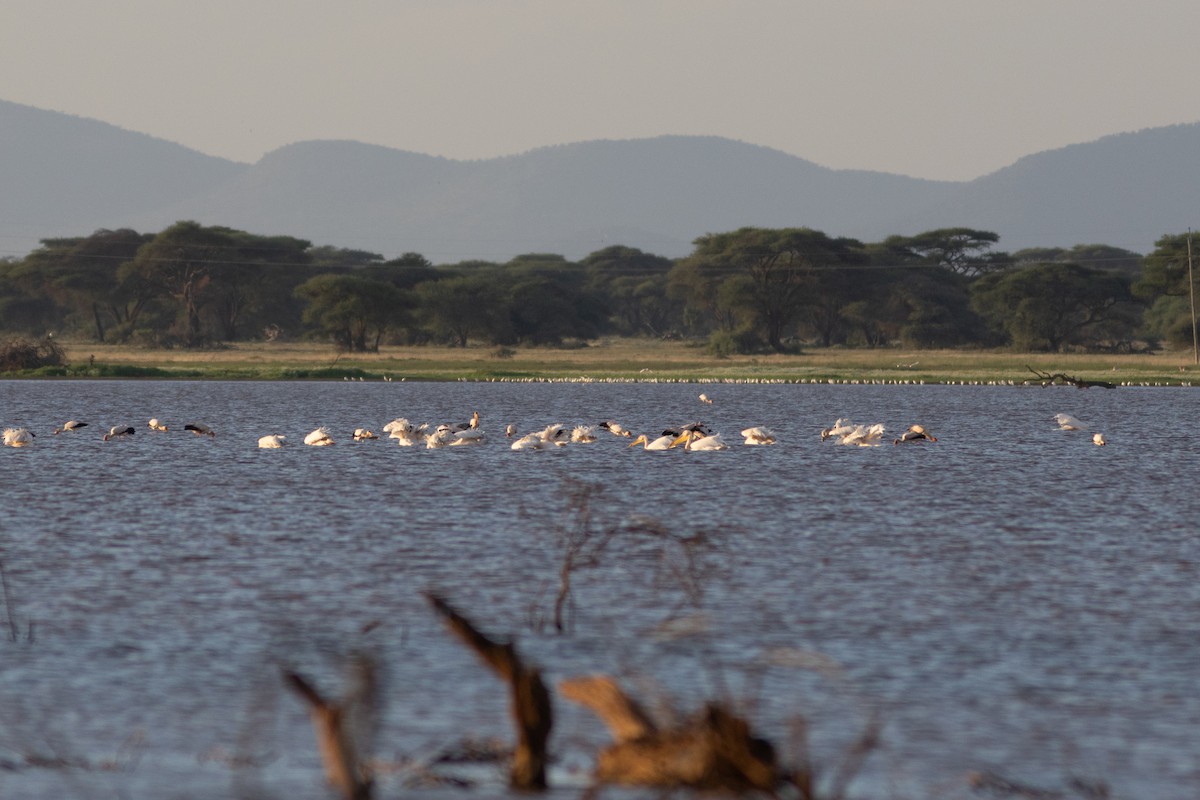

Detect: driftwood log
[1026, 366, 1116, 389]
[559, 675, 780, 793]
[425, 592, 553, 790]
[284, 669, 374, 800]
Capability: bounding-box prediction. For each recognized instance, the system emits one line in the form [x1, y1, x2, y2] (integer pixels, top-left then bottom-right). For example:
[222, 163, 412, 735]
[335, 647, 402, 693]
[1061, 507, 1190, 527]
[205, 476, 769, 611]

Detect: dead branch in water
[283, 659, 377, 800]
[425, 592, 552, 790]
[560, 674, 780, 793]
[1026, 366, 1116, 389]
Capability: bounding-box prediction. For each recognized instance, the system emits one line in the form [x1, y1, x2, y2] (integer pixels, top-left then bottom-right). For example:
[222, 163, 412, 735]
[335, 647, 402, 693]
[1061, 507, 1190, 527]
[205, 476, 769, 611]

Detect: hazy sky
[2, 1, 1195, 181]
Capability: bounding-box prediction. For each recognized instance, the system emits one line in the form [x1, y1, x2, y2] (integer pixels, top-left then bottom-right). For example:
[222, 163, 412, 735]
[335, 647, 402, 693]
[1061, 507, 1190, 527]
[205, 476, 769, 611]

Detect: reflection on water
[0, 379, 1198, 799]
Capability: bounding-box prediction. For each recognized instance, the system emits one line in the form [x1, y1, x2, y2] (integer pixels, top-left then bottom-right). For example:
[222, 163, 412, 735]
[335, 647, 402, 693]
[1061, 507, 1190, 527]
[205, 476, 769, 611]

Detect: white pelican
[740, 426, 776, 445]
[1093, 433, 1107, 446]
[102, 426, 135, 441]
[599, 421, 633, 438]
[698, 393, 713, 405]
[628, 433, 676, 450]
[505, 423, 518, 438]
[257, 434, 287, 448]
[353, 428, 379, 441]
[571, 425, 599, 443]
[1054, 413, 1087, 431]
[304, 427, 335, 446]
[2, 427, 35, 447]
[678, 430, 728, 451]
[450, 428, 486, 446]
[53, 420, 87, 434]
[184, 423, 215, 437]
[893, 424, 937, 445]
[511, 424, 567, 450]
[148, 418, 168, 431]
[840, 423, 885, 447]
[425, 426, 454, 448]
[384, 418, 427, 446]
[820, 419, 855, 441]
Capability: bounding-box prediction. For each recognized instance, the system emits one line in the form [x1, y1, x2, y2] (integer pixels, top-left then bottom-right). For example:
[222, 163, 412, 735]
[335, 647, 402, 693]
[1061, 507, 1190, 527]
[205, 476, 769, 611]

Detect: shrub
[0, 337, 65, 372]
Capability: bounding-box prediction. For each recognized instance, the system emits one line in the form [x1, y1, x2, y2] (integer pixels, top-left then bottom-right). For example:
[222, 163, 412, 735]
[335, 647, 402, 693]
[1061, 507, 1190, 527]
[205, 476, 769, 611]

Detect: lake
[0, 379, 1197, 799]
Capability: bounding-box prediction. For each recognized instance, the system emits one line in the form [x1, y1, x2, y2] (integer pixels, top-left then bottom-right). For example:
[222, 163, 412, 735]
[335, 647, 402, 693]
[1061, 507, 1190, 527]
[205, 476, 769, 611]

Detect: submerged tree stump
[1026, 365, 1117, 389]
[560, 674, 780, 793]
[425, 592, 553, 790]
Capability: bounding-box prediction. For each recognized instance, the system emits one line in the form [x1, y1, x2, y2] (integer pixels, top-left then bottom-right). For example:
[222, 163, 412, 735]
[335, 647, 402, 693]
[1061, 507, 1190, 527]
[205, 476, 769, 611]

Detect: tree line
[0, 219, 1193, 354]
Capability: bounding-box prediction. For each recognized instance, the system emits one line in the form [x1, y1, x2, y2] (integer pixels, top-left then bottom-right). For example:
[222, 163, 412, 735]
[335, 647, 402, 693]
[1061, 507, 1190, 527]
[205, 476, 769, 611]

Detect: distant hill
[2, 98, 1198, 261]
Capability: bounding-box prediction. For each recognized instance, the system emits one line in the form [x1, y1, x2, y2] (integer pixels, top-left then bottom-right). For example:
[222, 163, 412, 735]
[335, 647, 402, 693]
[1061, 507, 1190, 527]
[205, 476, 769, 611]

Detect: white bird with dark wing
[740, 426, 777, 445]
[102, 426, 135, 441]
[53, 420, 87, 434]
[303, 427, 335, 446]
[184, 423, 215, 437]
[450, 428, 486, 446]
[257, 434, 287, 448]
[3, 427, 35, 447]
[598, 421, 633, 438]
[893, 424, 937, 445]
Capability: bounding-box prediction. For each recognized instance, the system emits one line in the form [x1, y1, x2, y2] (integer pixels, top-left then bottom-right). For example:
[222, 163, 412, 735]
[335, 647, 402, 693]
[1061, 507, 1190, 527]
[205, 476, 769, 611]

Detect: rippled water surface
[1, 379, 1198, 799]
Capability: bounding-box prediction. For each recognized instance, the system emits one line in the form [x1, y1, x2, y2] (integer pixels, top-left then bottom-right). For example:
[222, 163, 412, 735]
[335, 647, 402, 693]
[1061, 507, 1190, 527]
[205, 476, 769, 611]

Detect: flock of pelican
[0, 391, 1105, 450]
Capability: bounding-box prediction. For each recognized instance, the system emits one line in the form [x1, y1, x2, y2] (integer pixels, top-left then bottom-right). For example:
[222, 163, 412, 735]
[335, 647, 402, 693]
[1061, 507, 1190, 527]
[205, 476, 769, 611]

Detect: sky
[1, 1, 1196, 182]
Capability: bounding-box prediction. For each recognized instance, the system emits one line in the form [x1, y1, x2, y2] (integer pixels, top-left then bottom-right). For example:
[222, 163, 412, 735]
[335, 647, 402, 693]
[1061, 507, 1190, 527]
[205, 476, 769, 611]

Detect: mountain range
[2, 98, 1198, 263]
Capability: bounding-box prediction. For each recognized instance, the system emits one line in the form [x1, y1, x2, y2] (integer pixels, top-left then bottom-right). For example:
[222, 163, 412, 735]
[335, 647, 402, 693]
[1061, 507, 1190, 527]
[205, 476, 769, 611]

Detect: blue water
[0, 379, 1197, 799]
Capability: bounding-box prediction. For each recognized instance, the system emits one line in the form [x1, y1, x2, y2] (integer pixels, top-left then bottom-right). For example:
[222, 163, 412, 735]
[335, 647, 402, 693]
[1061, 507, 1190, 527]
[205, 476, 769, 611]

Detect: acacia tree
[886, 228, 1011, 277]
[1133, 232, 1198, 346]
[295, 274, 408, 351]
[671, 227, 867, 350]
[971, 262, 1138, 351]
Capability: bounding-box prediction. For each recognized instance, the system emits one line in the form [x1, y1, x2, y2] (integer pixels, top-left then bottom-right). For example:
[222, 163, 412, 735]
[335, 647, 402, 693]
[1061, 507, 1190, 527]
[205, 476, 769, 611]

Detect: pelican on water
[599, 421, 633, 438]
[353, 428, 379, 441]
[1054, 413, 1087, 431]
[698, 393, 713, 405]
[676, 429, 729, 451]
[820, 419, 855, 441]
[571, 425, 599, 443]
[103, 426, 135, 441]
[2, 427, 35, 447]
[511, 424, 567, 450]
[740, 426, 777, 445]
[257, 434, 287, 448]
[53, 420, 87, 434]
[628, 432, 676, 450]
[1093, 433, 1107, 446]
[844, 424, 885, 446]
[304, 427, 335, 446]
[384, 418, 427, 446]
[184, 423, 215, 437]
[148, 419, 168, 431]
[893, 424, 937, 445]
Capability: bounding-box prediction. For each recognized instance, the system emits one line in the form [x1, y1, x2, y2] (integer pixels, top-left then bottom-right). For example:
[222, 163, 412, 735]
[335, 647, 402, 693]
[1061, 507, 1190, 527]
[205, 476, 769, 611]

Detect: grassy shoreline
[5, 339, 1193, 385]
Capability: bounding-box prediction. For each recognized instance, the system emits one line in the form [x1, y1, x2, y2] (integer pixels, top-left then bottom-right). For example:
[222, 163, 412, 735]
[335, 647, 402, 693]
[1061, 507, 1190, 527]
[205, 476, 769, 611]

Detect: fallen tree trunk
[425, 592, 553, 790]
[1026, 365, 1117, 389]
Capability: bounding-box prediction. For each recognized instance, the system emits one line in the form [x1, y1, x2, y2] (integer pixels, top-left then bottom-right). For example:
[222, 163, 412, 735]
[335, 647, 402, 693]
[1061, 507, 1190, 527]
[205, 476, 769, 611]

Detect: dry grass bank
[53, 339, 1200, 384]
